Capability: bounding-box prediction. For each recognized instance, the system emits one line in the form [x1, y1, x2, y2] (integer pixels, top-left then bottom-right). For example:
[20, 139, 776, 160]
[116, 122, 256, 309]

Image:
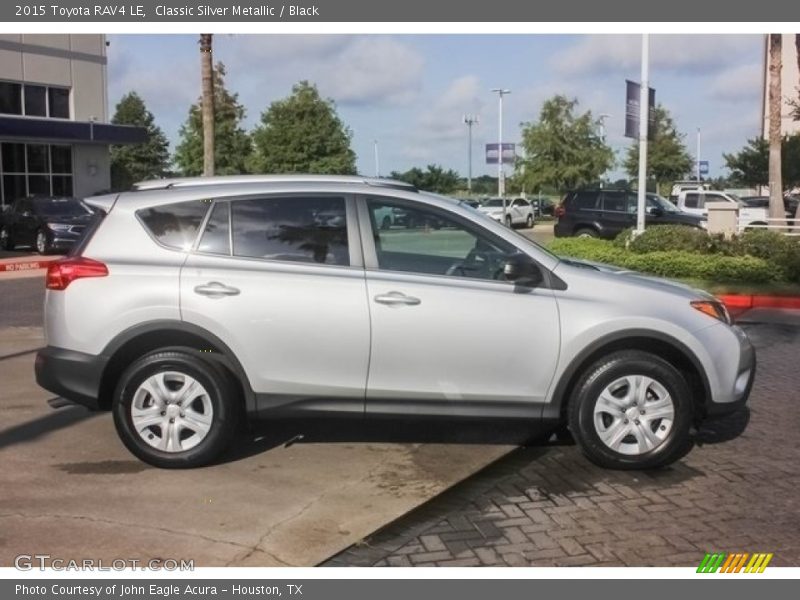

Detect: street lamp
[598, 113, 611, 142]
[373, 139, 380, 178]
[463, 114, 479, 192]
[491, 88, 511, 224]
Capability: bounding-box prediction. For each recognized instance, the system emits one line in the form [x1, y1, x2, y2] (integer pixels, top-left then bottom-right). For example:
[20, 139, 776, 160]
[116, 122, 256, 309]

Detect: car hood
[555, 257, 715, 301]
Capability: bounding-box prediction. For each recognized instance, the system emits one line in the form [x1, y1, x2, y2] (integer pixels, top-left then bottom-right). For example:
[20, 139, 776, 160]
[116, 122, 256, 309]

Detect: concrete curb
[0, 256, 60, 273]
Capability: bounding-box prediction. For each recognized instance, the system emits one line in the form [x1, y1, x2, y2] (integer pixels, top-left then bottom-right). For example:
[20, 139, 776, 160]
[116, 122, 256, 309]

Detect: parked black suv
[0, 196, 94, 254]
[554, 190, 707, 239]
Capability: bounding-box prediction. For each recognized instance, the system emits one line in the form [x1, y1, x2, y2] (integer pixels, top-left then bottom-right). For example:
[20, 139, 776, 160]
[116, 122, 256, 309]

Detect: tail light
[46, 257, 108, 290]
[554, 205, 566, 218]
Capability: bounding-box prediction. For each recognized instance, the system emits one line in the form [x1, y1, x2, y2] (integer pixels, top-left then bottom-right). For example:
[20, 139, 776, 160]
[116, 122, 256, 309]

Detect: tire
[525, 214, 534, 229]
[35, 229, 51, 255]
[505, 215, 513, 228]
[567, 350, 693, 470]
[112, 350, 241, 468]
[0, 227, 13, 251]
[574, 228, 598, 238]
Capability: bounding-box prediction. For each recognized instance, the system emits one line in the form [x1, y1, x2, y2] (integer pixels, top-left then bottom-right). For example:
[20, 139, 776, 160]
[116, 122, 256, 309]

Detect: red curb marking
[719, 294, 800, 310]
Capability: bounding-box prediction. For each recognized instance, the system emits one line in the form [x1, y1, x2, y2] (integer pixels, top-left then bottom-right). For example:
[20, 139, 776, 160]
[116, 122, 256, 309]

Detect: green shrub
[549, 238, 782, 283]
[736, 230, 800, 282]
[614, 225, 735, 255]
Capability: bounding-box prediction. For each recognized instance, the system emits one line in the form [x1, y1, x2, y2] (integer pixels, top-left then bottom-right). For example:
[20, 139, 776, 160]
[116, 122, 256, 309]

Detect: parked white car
[673, 190, 768, 229]
[478, 197, 534, 228]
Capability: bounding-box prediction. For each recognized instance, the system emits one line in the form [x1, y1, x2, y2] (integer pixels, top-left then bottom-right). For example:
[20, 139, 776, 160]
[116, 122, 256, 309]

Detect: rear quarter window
[571, 192, 601, 210]
[137, 200, 211, 250]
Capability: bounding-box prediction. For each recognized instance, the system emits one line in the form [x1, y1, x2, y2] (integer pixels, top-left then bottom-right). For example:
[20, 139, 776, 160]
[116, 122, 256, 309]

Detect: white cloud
[554, 34, 762, 77]
[417, 75, 485, 141]
[708, 63, 763, 104]
[315, 37, 424, 106]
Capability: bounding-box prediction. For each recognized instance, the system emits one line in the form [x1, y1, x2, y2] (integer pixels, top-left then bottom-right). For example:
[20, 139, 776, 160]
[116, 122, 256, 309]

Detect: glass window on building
[48, 88, 70, 119]
[0, 82, 22, 115]
[24, 85, 47, 117]
[0, 143, 73, 207]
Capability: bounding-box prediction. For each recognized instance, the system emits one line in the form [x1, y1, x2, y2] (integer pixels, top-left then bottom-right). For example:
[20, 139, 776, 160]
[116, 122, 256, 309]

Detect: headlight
[691, 300, 732, 324]
[47, 223, 71, 232]
[699, 220, 708, 229]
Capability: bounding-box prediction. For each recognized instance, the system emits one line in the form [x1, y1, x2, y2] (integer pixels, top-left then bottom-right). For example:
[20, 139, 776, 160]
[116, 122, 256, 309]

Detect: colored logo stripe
[697, 552, 773, 573]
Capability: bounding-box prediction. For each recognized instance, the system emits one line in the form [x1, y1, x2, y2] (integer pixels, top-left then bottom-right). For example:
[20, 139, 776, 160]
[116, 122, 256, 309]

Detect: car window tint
[231, 196, 348, 266]
[366, 198, 514, 281]
[197, 201, 230, 255]
[602, 192, 626, 212]
[137, 200, 210, 250]
[572, 192, 600, 210]
[684, 193, 703, 209]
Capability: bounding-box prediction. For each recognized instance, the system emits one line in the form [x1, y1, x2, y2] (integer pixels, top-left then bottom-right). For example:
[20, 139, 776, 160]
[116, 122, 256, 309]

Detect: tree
[249, 81, 356, 174]
[109, 92, 170, 190]
[768, 33, 784, 221]
[724, 135, 800, 190]
[199, 34, 215, 176]
[174, 62, 252, 176]
[516, 95, 614, 192]
[623, 105, 693, 195]
[389, 165, 461, 193]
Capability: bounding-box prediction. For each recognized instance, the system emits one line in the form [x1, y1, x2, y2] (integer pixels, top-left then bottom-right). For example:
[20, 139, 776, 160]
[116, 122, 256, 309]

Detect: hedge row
[549, 237, 784, 283]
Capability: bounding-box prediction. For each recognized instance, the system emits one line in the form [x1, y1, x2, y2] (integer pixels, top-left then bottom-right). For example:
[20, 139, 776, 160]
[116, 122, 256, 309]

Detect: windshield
[647, 194, 679, 213]
[33, 197, 92, 217]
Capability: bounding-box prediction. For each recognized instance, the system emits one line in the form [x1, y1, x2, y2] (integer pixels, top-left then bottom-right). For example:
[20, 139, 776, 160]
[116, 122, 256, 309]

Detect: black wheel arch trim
[541, 328, 713, 422]
[99, 320, 257, 414]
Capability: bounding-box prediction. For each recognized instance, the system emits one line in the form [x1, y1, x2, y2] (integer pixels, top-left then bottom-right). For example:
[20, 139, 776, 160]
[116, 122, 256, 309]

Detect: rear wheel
[0, 227, 13, 251]
[574, 228, 598, 238]
[525, 214, 534, 228]
[567, 350, 693, 470]
[505, 215, 513, 228]
[113, 350, 240, 468]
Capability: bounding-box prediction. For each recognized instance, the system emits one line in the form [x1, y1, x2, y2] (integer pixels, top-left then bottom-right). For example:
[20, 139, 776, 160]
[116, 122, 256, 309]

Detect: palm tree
[199, 34, 215, 176]
[767, 34, 784, 226]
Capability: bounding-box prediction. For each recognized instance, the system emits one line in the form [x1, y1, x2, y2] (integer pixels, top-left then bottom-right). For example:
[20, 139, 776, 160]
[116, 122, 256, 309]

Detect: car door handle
[194, 282, 240, 297]
[374, 291, 421, 306]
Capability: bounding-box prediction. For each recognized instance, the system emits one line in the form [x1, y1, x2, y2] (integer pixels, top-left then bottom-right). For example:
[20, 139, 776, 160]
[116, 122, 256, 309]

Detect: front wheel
[35, 229, 51, 255]
[525, 214, 534, 228]
[567, 350, 693, 470]
[113, 350, 240, 468]
[505, 215, 513, 228]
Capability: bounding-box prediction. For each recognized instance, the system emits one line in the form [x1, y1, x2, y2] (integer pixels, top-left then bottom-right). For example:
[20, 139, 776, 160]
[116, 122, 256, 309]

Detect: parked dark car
[530, 197, 555, 216]
[554, 190, 707, 239]
[0, 196, 94, 254]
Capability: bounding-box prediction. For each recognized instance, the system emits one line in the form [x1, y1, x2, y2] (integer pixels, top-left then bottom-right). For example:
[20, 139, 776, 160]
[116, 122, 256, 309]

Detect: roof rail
[132, 174, 417, 192]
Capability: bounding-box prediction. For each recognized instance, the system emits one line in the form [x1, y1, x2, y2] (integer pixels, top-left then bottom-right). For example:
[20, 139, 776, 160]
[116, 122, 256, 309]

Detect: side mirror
[503, 255, 543, 287]
[646, 206, 663, 216]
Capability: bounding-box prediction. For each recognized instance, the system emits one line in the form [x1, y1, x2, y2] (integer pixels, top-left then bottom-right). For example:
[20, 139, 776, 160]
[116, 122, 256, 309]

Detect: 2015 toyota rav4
[35, 175, 755, 469]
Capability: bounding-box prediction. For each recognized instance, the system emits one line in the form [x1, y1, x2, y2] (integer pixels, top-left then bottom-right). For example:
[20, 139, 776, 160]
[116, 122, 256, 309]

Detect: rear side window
[571, 192, 600, 210]
[684, 193, 703, 209]
[138, 200, 210, 250]
[197, 201, 230, 255]
[601, 192, 627, 212]
[231, 196, 349, 266]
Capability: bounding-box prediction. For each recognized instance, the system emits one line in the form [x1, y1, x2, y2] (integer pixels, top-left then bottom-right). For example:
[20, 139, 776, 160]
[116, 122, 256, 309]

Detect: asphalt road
[0, 277, 44, 328]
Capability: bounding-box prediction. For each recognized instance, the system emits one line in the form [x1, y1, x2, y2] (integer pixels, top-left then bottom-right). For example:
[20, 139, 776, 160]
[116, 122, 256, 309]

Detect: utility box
[706, 201, 739, 237]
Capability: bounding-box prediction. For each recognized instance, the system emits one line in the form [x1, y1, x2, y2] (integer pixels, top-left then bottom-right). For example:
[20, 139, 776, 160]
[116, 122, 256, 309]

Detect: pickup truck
[672, 190, 768, 230]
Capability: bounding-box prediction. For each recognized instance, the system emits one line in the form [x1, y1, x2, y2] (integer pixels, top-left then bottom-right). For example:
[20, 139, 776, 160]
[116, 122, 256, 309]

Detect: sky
[106, 34, 765, 180]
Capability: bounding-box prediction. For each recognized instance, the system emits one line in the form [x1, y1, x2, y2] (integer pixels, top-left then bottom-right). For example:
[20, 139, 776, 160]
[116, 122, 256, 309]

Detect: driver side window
[366, 198, 515, 281]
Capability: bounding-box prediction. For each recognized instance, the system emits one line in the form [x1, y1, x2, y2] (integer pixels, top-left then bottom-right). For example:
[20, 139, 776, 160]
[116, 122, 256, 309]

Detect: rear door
[599, 191, 634, 237]
[180, 193, 371, 412]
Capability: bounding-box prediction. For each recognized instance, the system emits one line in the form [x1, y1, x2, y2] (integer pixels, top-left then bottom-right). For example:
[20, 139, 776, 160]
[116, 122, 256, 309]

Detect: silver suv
[35, 175, 755, 469]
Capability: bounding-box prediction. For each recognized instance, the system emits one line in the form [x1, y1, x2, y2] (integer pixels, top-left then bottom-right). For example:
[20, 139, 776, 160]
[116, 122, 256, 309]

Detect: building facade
[761, 33, 800, 138]
[0, 34, 144, 207]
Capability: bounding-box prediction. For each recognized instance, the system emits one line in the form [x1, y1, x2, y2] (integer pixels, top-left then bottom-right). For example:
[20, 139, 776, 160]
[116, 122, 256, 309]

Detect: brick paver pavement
[325, 323, 800, 567]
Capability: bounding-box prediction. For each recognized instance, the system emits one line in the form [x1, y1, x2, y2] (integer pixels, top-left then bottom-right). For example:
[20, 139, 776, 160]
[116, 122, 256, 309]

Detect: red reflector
[46, 257, 108, 290]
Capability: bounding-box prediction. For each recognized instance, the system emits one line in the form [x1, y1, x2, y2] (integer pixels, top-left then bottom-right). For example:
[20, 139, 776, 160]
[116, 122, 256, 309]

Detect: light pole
[696, 127, 701, 182]
[373, 139, 380, 178]
[635, 35, 649, 235]
[463, 114, 479, 193]
[598, 113, 611, 142]
[491, 88, 511, 224]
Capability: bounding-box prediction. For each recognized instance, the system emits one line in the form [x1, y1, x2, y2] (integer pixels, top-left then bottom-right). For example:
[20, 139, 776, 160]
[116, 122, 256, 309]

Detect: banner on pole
[624, 80, 656, 140]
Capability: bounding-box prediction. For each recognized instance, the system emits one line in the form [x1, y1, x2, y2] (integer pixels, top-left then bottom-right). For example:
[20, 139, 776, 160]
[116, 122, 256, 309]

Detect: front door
[359, 196, 560, 417]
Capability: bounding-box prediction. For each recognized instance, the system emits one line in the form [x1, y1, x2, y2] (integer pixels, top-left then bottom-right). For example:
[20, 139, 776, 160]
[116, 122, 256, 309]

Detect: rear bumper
[35, 346, 107, 410]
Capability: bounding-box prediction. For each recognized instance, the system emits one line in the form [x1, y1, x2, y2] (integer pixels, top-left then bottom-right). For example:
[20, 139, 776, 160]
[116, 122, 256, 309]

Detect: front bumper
[704, 326, 756, 418]
[35, 346, 107, 410]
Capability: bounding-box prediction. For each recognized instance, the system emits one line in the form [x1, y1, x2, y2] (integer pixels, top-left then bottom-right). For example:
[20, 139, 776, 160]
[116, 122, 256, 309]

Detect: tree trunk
[200, 34, 215, 177]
